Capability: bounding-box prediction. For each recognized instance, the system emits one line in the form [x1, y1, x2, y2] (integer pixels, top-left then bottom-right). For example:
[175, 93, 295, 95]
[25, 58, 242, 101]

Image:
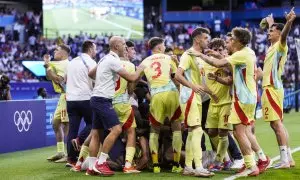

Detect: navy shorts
[90, 96, 120, 130]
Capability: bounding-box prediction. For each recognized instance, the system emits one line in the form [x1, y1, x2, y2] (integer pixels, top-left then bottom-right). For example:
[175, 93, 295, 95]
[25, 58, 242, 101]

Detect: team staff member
[65, 40, 97, 166]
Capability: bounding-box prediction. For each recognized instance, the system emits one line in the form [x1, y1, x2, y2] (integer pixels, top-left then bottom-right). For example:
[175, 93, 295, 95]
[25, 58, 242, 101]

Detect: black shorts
[90, 96, 120, 130]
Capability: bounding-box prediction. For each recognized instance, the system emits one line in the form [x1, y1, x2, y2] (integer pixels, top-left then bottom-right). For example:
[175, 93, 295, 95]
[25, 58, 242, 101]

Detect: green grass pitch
[0, 112, 299, 179]
[43, 8, 144, 39]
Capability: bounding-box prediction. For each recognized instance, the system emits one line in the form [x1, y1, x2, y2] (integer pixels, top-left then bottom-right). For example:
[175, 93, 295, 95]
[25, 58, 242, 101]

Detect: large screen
[43, 0, 144, 39]
[22, 61, 46, 76]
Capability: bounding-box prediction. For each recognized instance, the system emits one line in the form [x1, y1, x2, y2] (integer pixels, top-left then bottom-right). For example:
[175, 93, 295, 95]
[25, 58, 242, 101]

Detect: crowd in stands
[0, 7, 299, 87]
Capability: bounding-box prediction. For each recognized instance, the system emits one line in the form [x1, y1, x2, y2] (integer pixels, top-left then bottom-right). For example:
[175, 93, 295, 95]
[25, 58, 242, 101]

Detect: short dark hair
[165, 47, 173, 53]
[226, 32, 232, 37]
[209, 38, 225, 49]
[271, 23, 284, 31]
[59, 44, 71, 55]
[82, 40, 95, 53]
[148, 37, 164, 50]
[126, 41, 135, 48]
[191, 27, 210, 40]
[37, 88, 44, 96]
[232, 27, 252, 46]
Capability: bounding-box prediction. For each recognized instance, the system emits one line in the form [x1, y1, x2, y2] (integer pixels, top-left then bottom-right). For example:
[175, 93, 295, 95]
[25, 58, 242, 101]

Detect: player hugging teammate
[45, 7, 296, 178]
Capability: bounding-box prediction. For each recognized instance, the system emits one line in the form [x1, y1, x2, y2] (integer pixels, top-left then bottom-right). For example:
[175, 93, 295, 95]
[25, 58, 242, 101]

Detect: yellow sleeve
[278, 42, 288, 53]
[179, 53, 192, 71]
[49, 63, 56, 73]
[226, 50, 245, 66]
[170, 59, 177, 74]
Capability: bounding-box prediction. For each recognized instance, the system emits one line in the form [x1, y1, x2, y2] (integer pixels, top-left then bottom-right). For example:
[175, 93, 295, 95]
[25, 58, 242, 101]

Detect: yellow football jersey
[140, 53, 176, 89]
[262, 41, 288, 89]
[114, 59, 135, 98]
[204, 63, 231, 106]
[49, 60, 68, 93]
[179, 49, 206, 104]
[226, 47, 257, 104]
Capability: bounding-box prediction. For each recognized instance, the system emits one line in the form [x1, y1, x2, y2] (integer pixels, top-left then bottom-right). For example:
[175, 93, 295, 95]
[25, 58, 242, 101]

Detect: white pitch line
[101, 18, 143, 36]
[224, 146, 300, 180]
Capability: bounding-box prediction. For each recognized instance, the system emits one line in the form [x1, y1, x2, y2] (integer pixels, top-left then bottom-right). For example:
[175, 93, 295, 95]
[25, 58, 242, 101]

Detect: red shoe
[85, 168, 100, 176]
[235, 167, 259, 178]
[93, 161, 115, 176]
[257, 156, 271, 173]
[248, 167, 260, 176]
[123, 166, 141, 173]
[236, 164, 246, 173]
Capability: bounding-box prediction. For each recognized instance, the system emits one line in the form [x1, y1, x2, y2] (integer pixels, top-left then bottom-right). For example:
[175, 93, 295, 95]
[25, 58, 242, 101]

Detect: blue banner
[0, 100, 46, 153]
[45, 99, 59, 146]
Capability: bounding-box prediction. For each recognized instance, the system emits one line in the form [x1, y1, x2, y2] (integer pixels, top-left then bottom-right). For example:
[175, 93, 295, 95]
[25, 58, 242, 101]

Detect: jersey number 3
[151, 62, 162, 79]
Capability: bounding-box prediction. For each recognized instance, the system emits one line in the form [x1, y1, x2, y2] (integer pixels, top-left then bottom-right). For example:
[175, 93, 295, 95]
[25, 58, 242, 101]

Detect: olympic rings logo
[14, 111, 33, 132]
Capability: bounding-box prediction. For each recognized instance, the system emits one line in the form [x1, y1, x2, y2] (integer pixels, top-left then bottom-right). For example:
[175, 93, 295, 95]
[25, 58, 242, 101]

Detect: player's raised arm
[281, 7, 296, 45]
[43, 54, 64, 84]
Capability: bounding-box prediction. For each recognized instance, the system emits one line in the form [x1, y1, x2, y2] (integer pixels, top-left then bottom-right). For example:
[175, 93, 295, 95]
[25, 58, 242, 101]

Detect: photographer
[0, 74, 12, 100]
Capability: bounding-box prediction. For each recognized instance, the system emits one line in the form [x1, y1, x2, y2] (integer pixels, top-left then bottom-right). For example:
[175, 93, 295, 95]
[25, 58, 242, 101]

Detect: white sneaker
[272, 161, 290, 169]
[231, 159, 245, 169]
[194, 168, 214, 177]
[182, 167, 195, 176]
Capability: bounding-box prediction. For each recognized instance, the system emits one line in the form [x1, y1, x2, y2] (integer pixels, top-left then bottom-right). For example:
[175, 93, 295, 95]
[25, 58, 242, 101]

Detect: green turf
[0, 112, 299, 179]
[43, 8, 143, 39]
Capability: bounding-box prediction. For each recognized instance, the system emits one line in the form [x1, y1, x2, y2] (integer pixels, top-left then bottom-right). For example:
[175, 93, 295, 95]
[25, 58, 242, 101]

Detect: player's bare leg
[246, 124, 270, 173]
[233, 124, 259, 177]
[123, 127, 140, 173]
[136, 136, 150, 170]
[55, 122, 70, 163]
[47, 119, 65, 161]
[149, 125, 161, 173]
[283, 126, 295, 167]
[270, 120, 291, 168]
[171, 120, 183, 173]
[209, 128, 230, 171]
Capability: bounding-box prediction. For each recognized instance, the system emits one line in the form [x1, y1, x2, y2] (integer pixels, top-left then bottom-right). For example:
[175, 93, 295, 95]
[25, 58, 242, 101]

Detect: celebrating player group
[44, 7, 296, 178]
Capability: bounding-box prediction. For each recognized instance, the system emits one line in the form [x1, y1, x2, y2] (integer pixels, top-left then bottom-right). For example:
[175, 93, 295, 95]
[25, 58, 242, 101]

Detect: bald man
[86, 36, 143, 176]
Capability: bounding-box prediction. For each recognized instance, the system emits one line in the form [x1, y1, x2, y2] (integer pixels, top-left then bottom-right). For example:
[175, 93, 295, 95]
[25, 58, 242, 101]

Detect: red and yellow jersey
[113, 59, 135, 103]
[205, 63, 231, 106]
[140, 53, 177, 92]
[262, 41, 288, 89]
[226, 47, 257, 104]
[179, 49, 206, 104]
[49, 60, 68, 94]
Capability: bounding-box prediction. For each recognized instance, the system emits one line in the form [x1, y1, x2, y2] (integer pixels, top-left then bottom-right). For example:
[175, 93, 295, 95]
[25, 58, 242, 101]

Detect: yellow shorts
[206, 103, 232, 130]
[54, 93, 68, 123]
[229, 101, 255, 125]
[113, 103, 136, 130]
[181, 92, 202, 127]
[261, 86, 283, 121]
[149, 91, 183, 126]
